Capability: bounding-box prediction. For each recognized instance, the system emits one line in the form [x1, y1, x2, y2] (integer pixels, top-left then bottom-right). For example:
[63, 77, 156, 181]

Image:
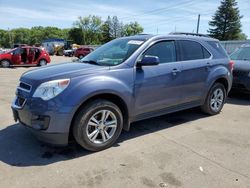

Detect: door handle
[172, 68, 181, 76]
[206, 62, 211, 71]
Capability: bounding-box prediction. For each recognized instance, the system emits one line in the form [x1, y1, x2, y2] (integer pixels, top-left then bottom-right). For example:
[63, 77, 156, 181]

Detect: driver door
[134, 40, 183, 116]
[11, 48, 21, 65]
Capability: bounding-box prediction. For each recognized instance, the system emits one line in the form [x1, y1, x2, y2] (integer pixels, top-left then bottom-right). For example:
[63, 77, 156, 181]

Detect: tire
[201, 83, 226, 115]
[73, 99, 123, 151]
[1, 60, 10, 68]
[39, 59, 47, 66]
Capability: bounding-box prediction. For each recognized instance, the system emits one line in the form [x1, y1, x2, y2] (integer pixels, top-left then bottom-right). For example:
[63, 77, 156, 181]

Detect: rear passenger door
[177, 40, 211, 103]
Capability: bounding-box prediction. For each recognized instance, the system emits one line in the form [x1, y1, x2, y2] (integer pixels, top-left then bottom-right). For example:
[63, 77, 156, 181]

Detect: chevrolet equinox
[12, 33, 233, 151]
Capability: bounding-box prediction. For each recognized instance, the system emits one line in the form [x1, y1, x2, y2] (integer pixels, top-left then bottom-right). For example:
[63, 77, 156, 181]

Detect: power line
[119, 0, 199, 20]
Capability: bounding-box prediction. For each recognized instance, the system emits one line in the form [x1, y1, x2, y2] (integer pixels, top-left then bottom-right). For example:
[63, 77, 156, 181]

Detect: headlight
[33, 79, 70, 100]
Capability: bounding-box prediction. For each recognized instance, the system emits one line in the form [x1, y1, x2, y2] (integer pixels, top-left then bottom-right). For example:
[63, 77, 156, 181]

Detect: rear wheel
[73, 99, 123, 151]
[39, 59, 47, 66]
[1, 60, 10, 68]
[201, 83, 226, 115]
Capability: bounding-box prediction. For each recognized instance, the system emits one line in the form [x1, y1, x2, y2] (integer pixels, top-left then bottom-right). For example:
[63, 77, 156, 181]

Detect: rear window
[178, 40, 210, 61]
[207, 41, 228, 57]
[230, 47, 250, 61]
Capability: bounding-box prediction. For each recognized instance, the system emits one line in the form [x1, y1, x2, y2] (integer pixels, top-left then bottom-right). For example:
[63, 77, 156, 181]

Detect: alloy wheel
[210, 88, 224, 112]
[86, 110, 117, 144]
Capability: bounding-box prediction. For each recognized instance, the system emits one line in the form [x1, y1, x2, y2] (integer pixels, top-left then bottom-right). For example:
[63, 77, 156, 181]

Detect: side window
[179, 40, 204, 61]
[208, 41, 228, 57]
[203, 47, 211, 58]
[143, 41, 176, 64]
[13, 48, 21, 55]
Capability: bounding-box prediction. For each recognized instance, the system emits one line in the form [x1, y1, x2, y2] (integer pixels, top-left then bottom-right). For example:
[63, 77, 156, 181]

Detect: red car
[0, 46, 51, 68]
[74, 47, 94, 59]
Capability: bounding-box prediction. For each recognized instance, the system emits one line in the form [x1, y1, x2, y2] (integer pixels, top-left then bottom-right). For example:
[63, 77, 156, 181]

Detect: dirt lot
[0, 56, 250, 188]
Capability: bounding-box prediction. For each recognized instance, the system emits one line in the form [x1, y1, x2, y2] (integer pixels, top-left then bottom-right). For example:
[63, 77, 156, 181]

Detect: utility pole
[196, 14, 200, 34]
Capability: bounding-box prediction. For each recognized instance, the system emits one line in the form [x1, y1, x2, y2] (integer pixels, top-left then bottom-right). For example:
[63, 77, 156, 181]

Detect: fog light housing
[31, 115, 50, 130]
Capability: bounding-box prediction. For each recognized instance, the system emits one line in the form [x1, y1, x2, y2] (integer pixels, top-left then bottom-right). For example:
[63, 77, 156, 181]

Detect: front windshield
[81, 38, 145, 66]
[230, 47, 250, 61]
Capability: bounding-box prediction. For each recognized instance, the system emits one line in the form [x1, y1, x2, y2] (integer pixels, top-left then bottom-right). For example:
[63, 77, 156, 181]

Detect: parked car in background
[74, 47, 94, 59]
[63, 49, 75, 57]
[230, 45, 250, 92]
[0, 46, 50, 68]
[12, 33, 232, 151]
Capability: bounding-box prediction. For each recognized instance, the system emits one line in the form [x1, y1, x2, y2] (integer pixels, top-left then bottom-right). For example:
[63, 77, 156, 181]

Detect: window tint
[203, 47, 211, 58]
[179, 40, 211, 61]
[179, 40, 204, 61]
[143, 41, 176, 63]
[207, 41, 228, 57]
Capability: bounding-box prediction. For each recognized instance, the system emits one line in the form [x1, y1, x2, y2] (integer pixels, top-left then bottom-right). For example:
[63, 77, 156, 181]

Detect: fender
[203, 65, 232, 101]
[62, 71, 134, 118]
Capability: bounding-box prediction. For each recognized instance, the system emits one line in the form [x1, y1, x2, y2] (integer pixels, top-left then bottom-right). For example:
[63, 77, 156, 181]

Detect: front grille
[233, 70, 249, 77]
[15, 96, 26, 107]
[19, 82, 31, 92]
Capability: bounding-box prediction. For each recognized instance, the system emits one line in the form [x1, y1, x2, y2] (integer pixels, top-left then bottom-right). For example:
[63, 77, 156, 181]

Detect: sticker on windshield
[128, 40, 144, 45]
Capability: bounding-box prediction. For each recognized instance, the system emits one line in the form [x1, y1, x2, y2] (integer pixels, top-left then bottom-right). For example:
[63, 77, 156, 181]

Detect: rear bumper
[232, 76, 250, 91]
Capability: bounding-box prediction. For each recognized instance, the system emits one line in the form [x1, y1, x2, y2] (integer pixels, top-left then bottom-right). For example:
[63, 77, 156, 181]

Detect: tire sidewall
[39, 59, 47, 66]
[74, 101, 123, 151]
[1, 60, 10, 68]
[206, 83, 226, 115]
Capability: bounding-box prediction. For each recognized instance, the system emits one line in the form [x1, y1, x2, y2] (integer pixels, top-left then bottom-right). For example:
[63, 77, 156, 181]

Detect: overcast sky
[0, 0, 249, 37]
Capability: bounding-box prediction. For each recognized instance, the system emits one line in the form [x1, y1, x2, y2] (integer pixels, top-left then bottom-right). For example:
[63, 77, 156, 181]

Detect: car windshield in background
[230, 47, 250, 61]
[80, 38, 146, 66]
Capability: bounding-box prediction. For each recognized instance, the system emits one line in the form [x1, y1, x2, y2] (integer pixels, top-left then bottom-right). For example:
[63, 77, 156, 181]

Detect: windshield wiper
[81, 60, 100, 65]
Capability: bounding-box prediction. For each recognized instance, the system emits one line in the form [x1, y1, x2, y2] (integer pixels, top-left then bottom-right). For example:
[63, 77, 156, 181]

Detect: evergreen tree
[101, 16, 113, 43]
[208, 0, 243, 40]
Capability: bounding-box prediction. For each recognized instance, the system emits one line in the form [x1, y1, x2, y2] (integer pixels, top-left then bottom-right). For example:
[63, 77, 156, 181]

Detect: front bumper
[11, 96, 75, 146]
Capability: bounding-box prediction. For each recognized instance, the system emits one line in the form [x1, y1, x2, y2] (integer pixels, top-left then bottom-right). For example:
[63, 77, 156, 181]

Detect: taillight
[229, 60, 234, 72]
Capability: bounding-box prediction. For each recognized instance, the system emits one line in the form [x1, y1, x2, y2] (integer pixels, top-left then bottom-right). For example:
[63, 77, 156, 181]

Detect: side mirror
[137, 55, 160, 67]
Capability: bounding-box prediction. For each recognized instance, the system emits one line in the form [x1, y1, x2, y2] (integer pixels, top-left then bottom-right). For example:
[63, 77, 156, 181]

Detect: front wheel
[201, 83, 226, 115]
[1, 60, 10, 68]
[39, 59, 47, 66]
[73, 100, 123, 151]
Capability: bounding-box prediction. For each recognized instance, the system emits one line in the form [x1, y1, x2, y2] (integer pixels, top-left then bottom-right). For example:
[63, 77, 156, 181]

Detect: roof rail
[169, 32, 211, 38]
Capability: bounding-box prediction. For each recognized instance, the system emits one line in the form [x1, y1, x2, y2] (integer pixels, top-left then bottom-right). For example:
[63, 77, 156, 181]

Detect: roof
[123, 33, 218, 41]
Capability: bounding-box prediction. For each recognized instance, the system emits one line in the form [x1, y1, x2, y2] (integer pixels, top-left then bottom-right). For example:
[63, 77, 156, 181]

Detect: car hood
[233, 60, 250, 71]
[0, 52, 10, 57]
[21, 62, 110, 83]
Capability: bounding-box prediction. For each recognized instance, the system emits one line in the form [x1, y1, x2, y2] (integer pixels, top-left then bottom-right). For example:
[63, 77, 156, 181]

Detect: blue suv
[12, 33, 233, 151]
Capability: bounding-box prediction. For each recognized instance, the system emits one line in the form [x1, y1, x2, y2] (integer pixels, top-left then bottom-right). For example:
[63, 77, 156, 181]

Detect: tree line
[0, 1, 248, 48]
[0, 15, 143, 48]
